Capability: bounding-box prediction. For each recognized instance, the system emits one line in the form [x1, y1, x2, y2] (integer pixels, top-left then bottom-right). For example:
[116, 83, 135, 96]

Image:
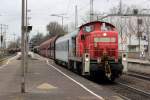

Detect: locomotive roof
[79, 21, 115, 29]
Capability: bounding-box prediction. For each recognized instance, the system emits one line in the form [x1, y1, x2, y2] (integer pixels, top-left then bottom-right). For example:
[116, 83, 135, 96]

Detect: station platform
[127, 58, 150, 64]
[127, 58, 150, 74]
[0, 53, 124, 100]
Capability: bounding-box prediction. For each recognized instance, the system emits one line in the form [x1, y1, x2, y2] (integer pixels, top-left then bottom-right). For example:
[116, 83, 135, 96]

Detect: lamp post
[21, 0, 27, 93]
[21, 0, 25, 93]
[50, 14, 67, 29]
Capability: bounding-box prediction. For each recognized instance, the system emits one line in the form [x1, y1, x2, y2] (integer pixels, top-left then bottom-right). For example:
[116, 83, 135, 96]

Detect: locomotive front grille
[94, 48, 104, 57]
[93, 48, 116, 59]
[107, 49, 115, 57]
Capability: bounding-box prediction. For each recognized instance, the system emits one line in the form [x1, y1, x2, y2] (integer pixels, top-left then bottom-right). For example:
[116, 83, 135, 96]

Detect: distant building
[118, 34, 148, 52]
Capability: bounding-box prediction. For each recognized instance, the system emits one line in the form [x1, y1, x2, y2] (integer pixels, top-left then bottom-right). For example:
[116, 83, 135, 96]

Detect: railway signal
[26, 25, 32, 32]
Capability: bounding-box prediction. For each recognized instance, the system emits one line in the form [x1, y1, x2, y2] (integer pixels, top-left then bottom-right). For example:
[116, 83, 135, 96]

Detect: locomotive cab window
[101, 23, 113, 31]
[83, 25, 94, 33]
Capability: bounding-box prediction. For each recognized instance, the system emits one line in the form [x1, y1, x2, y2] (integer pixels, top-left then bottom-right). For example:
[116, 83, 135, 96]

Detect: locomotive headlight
[103, 33, 107, 36]
[123, 57, 126, 61]
[85, 58, 89, 62]
[122, 54, 127, 61]
[97, 57, 101, 63]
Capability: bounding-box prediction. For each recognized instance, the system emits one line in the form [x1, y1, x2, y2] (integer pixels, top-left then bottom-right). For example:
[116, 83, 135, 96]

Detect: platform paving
[0, 53, 124, 100]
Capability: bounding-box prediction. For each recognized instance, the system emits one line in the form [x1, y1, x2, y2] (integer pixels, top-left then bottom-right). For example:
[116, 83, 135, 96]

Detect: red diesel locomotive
[38, 21, 123, 81]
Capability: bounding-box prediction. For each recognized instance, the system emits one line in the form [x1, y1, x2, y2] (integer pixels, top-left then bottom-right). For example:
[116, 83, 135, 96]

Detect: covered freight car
[39, 39, 52, 57]
[39, 35, 59, 59]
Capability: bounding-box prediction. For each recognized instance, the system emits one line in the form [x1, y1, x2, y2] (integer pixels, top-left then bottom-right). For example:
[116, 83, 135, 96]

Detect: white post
[25, 0, 28, 73]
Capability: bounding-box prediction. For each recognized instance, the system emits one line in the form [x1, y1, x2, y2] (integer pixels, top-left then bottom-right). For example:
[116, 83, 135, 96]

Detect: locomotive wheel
[54, 60, 58, 64]
[77, 62, 83, 75]
[68, 60, 74, 71]
[67, 60, 72, 70]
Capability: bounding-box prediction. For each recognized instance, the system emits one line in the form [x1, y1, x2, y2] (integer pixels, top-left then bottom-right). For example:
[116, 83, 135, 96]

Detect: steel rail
[0, 55, 15, 63]
[0, 57, 9, 63]
[127, 72, 150, 81]
[117, 82, 150, 97]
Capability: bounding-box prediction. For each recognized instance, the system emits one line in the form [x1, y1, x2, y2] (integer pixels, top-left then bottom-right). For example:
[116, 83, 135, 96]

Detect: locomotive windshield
[101, 23, 113, 31]
[83, 25, 94, 32]
[94, 37, 116, 42]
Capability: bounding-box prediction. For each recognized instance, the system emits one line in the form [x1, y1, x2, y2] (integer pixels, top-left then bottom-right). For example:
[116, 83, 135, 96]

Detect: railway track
[117, 82, 150, 97]
[0, 55, 14, 64]
[0, 57, 9, 63]
[111, 73, 150, 100]
[104, 81, 150, 100]
[126, 72, 150, 81]
[100, 74, 150, 100]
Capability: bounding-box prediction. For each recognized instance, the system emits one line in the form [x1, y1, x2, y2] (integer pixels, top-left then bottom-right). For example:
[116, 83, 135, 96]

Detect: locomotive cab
[76, 21, 123, 81]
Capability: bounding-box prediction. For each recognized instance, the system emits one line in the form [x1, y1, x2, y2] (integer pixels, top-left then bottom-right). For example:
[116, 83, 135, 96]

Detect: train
[6, 48, 21, 54]
[36, 21, 124, 81]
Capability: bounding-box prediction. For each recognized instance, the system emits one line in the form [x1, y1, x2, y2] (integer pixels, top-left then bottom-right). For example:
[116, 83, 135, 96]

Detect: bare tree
[46, 21, 67, 37]
[109, 5, 144, 37]
[30, 33, 44, 46]
[7, 37, 21, 49]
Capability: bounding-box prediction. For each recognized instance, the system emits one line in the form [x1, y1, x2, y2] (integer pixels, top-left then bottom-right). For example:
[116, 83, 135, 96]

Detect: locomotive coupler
[104, 61, 112, 79]
[101, 53, 112, 79]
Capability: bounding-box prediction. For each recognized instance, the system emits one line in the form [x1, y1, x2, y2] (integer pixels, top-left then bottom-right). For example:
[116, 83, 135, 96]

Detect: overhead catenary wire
[65, 0, 71, 15]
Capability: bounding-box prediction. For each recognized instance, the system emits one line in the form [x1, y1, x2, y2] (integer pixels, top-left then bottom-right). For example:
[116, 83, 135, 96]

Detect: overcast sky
[0, 0, 150, 42]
